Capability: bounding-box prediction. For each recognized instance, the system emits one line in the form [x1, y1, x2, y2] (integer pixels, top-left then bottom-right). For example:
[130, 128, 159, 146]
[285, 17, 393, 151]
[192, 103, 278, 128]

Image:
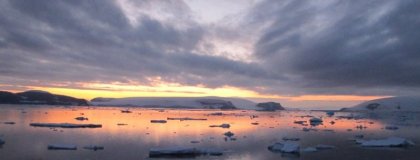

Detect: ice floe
[30, 123, 102, 128]
[149, 146, 223, 158]
[358, 137, 415, 147]
[167, 117, 207, 121]
[74, 117, 88, 121]
[150, 120, 167, 123]
[83, 145, 104, 151]
[282, 137, 300, 141]
[268, 142, 300, 153]
[47, 144, 77, 150]
[209, 123, 230, 128]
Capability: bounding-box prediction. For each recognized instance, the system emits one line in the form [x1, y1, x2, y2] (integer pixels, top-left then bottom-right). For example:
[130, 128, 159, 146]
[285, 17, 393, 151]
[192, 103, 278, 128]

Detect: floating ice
[0, 138, 5, 145]
[315, 144, 335, 150]
[149, 147, 223, 158]
[208, 112, 224, 116]
[302, 147, 317, 152]
[309, 117, 323, 124]
[385, 126, 399, 130]
[209, 123, 230, 128]
[282, 137, 300, 141]
[3, 122, 15, 125]
[150, 120, 167, 123]
[30, 123, 102, 128]
[74, 117, 88, 121]
[167, 117, 207, 121]
[268, 142, 300, 153]
[326, 111, 335, 116]
[83, 145, 104, 151]
[224, 131, 235, 137]
[359, 137, 415, 147]
[121, 109, 132, 113]
[48, 144, 77, 150]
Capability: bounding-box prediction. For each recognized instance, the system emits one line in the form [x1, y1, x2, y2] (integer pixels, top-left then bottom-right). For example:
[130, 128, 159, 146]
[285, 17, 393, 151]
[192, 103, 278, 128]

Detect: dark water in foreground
[0, 105, 419, 160]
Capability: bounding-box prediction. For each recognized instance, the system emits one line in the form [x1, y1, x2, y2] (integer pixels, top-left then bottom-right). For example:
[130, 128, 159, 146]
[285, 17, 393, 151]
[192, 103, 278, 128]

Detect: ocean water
[0, 105, 419, 160]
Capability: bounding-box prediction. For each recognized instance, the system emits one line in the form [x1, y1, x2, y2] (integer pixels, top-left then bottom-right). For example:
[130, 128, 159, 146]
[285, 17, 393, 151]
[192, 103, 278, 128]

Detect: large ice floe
[268, 142, 300, 153]
[47, 144, 77, 150]
[30, 123, 102, 128]
[357, 137, 415, 147]
[148, 146, 223, 158]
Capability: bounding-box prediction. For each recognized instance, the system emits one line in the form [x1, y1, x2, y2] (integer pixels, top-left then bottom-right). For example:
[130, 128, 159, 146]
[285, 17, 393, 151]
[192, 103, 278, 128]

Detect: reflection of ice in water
[0, 105, 419, 159]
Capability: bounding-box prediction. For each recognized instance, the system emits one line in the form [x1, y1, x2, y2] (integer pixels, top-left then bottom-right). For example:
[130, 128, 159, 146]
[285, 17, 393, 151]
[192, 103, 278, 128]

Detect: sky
[1, 0, 419, 109]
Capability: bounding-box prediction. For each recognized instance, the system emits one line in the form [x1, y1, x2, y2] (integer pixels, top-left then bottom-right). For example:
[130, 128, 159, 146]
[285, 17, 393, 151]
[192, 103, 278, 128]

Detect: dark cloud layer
[1, 0, 420, 96]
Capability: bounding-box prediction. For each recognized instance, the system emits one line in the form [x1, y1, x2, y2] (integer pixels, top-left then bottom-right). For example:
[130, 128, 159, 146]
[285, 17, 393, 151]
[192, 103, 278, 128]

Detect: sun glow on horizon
[6, 82, 388, 104]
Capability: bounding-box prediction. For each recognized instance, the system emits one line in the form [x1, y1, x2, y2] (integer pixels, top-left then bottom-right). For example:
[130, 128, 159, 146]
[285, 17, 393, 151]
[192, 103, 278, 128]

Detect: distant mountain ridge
[0, 90, 88, 106]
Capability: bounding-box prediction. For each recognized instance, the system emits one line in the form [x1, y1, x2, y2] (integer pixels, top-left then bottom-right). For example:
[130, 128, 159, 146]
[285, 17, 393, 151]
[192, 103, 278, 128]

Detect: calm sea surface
[0, 105, 419, 160]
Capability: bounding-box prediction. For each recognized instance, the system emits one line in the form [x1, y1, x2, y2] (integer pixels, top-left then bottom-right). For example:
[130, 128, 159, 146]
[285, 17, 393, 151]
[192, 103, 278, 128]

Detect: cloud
[1, 0, 420, 97]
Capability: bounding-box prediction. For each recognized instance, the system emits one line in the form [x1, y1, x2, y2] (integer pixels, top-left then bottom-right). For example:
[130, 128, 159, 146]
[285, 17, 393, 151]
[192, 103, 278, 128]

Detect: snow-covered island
[341, 96, 420, 112]
[90, 97, 286, 110]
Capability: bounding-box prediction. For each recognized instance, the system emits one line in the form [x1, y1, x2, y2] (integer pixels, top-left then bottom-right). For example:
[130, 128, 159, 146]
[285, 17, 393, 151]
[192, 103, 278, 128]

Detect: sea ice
[315, 144, 336, 150]
[30, 123, 102, 128]
[74, 117, 88, 121]
[47, 144, 77, 150]
[167, 117, 207, 121]
[282, 137, 300, 141]
[83, 145, 104, 151]
[359, 137, 415, 147]
[149, 147, 223, 158]
[302, 147, 317, 152]
[268, 142, 300, 153]
[150, 120, 167, 123]
[209, 123, 230, 128]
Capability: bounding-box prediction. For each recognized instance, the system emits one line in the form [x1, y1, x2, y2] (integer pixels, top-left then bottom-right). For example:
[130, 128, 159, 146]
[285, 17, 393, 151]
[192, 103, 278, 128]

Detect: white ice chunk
[360, 137, 415, 147]
[268, 142, 300, 153]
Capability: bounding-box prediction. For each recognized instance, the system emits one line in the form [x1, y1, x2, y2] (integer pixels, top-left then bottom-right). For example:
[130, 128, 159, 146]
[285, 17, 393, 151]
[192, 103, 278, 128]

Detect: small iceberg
[208, 112, 224, 116]
[30, 123, 102, 128]
[48, 144, 77, 150]
[149, 147, 223, 158]
[268, 142, 300, 153]
[224, 131, 235, 137]
[282, 137, 300, 141]
[3, 122, 15, 125]
[359, 137, 415, 147]
[83, 145, 104, 151]
[121, 109, 132, 113]
[315, 144, 335, 150]
[74, 117, 88, 121]
[309, 117, 323, 126]
[150, 120, 167, 123]
[326, 111, 335, 116]
[385, 126, 399, 130]
[302, 147, 317, 152]
[209, 123, 230, 128]
[167, 117, 207, 121]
